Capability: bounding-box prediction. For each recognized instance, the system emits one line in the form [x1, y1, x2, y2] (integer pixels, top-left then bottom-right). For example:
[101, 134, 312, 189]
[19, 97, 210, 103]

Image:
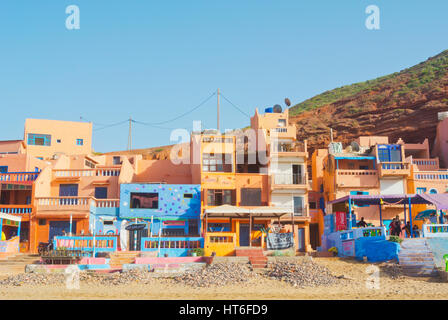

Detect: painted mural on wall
[119, 184, 201, 219]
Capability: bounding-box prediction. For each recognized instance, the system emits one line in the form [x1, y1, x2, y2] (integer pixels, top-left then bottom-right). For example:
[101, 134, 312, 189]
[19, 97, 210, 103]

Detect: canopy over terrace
[204, 205, 294, 247]
[328, 194, 448, 236]
[0, 211, 22, 246]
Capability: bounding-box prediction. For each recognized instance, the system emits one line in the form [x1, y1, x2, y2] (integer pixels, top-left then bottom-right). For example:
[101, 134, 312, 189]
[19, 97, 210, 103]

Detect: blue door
[297, 228, 305, 252]
[49, 221, 77, 242]
[239, 224, 250, 247]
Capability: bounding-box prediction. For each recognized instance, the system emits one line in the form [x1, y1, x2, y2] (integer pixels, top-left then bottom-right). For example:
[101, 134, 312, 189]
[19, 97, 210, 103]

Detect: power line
[219, 92, 251, 118]
[93, 120, 129, 132]
[131, 120, 176, 130]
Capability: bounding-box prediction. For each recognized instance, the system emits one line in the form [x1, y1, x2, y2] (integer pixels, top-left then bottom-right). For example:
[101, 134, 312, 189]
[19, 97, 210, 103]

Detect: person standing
[394, 218, 402, 237]
[389, 218, 396, 236]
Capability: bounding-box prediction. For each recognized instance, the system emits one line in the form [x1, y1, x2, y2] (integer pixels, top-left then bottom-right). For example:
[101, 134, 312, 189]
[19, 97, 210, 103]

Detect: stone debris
[0, 273, 65, 287]
[174, 263, 256, 287]
[266, 261, 339, 288]
[378, 262, 404, 280]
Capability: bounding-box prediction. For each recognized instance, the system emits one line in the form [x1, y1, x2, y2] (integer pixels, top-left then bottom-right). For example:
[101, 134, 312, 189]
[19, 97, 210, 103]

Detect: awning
[0, 212, 22, 223]
[329, 194, 448, 210]
[419, 193, 448, 210]
[204, 205, 292, 218]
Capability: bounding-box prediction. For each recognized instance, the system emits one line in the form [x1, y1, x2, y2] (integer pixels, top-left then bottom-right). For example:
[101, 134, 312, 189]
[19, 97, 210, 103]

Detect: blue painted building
[119, 183, 201, 237]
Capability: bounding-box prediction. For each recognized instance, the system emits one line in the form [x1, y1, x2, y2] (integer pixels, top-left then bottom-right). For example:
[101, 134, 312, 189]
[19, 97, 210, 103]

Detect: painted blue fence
[53, 236, 118, 253]
[141, 237, 204, 257]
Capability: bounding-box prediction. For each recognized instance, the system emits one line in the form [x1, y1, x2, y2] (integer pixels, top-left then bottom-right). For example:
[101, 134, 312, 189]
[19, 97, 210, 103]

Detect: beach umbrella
[414, 209, 437, 221]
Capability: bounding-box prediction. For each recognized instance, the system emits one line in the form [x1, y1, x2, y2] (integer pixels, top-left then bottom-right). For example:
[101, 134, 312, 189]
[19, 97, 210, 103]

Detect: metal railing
[273, 173, 307, 185]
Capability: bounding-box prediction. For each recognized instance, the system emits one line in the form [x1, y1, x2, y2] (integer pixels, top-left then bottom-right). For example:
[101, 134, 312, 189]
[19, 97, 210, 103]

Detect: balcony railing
[293, 205, 308, 217]
[412, 158, 439, 171]
[36, 197, 91, 210]
[93, 199, 120, 208]
[0, 172, 39, 184]
[273, 142, 306, 153]
[380, 162, 409, 170]
[53, 168, 121, 178]
[414, 172, 448, 181]
[0, 205, 32, 215]
[336, 169, 378, 187]
[273, 173, 307, 185]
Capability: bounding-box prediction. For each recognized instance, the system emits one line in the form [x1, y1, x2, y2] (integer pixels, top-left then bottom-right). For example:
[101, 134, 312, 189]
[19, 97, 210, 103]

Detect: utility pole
[217, 88, 220, 132]
[127, 117, 132, 151]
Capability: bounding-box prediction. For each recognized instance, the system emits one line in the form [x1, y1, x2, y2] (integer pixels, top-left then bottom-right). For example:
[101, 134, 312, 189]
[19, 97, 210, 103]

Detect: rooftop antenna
[127, 117, 132, 151]
[217, 88, 220, 133]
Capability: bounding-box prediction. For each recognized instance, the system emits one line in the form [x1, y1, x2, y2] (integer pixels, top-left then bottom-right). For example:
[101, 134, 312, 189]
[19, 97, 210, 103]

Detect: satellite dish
[273, 105, 282, 113]
[285, 98, 291, 107]
[350, 141, 360, 152]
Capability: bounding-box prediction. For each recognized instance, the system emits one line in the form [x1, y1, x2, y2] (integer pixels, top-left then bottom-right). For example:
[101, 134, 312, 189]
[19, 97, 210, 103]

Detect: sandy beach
[0, 258, 447, 300]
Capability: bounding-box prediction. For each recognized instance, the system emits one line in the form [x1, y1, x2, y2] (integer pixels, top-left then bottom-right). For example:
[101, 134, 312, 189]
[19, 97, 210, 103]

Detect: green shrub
[388, 235, 403, 244]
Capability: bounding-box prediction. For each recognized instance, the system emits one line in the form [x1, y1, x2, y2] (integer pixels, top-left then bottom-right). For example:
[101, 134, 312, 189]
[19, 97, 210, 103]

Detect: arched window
[429, 188, 438, 194]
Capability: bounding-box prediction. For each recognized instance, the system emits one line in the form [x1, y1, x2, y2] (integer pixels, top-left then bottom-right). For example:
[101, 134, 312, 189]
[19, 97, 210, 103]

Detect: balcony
[271, 142, 307, 158]
[378, 162, 410, 177]
[0, 205, 33, 220]
[336, 169, 378, 188]
[271, 173, 307, 190]
[413, 171, 448, 181]
[36, 197, 91, 212]
[412, 158, 440, 171]
[53, 168, 121, 180]
[0, 172, 39, 185]
[279, 205, 309, 220]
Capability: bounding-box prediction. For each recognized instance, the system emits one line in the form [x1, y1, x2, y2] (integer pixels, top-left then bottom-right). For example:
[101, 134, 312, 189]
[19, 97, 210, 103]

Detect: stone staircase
[398, 238, 437, 277]
[235, 247, 267, 269]
[109, 251, 140, 269]
[0, 253, 40, 275]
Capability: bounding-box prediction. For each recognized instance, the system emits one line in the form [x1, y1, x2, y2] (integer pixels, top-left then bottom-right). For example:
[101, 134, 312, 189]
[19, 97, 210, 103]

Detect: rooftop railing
[414, 171, 448, 181]
[53, 168, 121, 178]
[0, 205, 32, 215]
[273, 173, 307, 185]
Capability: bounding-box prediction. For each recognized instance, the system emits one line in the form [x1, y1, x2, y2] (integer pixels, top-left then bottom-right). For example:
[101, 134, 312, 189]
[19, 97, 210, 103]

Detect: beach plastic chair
[443, 254, 448, 272]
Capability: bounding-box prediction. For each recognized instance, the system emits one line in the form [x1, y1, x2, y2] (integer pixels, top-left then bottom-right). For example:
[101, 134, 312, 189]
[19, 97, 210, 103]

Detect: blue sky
[0, 1, 447, 152]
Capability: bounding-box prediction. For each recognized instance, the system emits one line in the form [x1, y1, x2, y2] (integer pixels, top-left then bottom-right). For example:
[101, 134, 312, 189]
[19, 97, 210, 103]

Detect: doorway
[309, 223, 320, 250]
[49, 221, 77, 242]
[239, 224, 250, 247]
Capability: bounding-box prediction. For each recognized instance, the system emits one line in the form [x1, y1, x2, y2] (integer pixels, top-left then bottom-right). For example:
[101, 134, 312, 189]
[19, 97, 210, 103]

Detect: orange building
[24, 119, 93, 160]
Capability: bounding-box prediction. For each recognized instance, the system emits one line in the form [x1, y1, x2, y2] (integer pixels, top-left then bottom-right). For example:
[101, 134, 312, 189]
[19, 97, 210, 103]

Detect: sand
[0, 258, 447, 300]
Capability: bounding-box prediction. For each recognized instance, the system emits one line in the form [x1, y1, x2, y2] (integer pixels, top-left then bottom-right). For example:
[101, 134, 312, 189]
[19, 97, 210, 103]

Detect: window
[207, 189, 236, 206]
[28, 133, 51, 146]
[36, 157, 43, 160]
[76, 139, 84, 146]
[0, 166, 8, 173]
[183, 193, 193, 199]
[293, 197, 304, 215]
[429, 188, 438, 194]
[85, 160, 95, 169]
[38, 219, 46, 226]
[95, 187, 108, 199]
[377, 145, 402, 163]
[278, 119, 286, 127]
[416, 187, 427, 194]
[130, 192, 158, 209]
[113, 156, 121, 165]
[309, 202, 317, 209]
[208, 223, 231, 232]
[359, 165, 369, 170]
[202, 153, 232, 172]
[57, 139, 61, 143]
[240, 188, 262, 206]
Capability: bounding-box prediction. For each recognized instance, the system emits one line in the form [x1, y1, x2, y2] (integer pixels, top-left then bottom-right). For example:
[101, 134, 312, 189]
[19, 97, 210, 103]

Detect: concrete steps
[235, 247, 267, 269]
[0, 254, 40, 275]
[399, 239, 437, 277]
[109, 251, 140, 268]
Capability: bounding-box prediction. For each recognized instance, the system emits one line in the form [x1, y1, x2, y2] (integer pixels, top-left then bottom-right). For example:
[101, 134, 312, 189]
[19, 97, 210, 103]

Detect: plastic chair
[443, 254, 448, 272]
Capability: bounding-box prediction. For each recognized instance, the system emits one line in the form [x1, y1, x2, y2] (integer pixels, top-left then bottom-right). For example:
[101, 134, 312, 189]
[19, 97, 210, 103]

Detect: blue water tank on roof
[265, 107, 273, 113]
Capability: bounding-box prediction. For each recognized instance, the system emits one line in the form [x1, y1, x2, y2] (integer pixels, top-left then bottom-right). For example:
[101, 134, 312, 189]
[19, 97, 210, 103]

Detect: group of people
[389, 215, 420, 238]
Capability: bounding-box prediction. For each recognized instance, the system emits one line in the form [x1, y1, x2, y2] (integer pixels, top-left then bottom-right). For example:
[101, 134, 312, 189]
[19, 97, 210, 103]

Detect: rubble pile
[267, 260, 339, 288]
[175, 263, 255, 287]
